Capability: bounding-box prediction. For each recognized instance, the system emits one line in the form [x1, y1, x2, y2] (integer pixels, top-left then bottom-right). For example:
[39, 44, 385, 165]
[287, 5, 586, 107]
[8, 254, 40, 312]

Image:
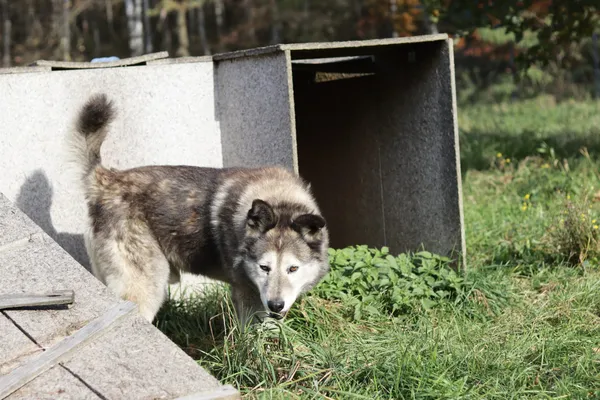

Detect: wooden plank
[0, 301, 136, 400]
[0, 291, 74, 310]
[174, 385, 241, 400]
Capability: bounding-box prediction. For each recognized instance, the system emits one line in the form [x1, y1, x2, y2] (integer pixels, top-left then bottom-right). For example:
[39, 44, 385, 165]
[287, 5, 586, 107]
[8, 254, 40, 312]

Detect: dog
[67, 94, 330, 326]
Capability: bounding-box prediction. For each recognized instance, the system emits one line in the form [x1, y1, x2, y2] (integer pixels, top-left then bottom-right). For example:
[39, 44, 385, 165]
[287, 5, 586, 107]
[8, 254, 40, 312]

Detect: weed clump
[545, 195, 600, 266]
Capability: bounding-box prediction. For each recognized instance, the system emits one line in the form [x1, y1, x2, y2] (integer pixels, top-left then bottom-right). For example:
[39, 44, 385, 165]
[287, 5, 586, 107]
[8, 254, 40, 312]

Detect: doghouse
[0, 34, 465, 269]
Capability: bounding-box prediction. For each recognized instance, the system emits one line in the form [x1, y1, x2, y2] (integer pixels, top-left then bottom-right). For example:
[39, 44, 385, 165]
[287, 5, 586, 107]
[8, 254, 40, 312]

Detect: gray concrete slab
[63, 312, 222, 399]
[0, 233, 118, 348]
[0, 192, 117, 347]
[0, 314, 42, 376]
[175, 386, 240, 400]
[376, 39, 465, 262]
[0, 193, 42, 249]
[215, 52, 297, 170]
[6, 365, 101, 400]
[0, 193, 238, 398]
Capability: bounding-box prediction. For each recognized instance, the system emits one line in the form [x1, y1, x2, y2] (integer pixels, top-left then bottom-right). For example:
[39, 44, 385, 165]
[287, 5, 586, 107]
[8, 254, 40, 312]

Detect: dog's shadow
[15, 170, 91, 270]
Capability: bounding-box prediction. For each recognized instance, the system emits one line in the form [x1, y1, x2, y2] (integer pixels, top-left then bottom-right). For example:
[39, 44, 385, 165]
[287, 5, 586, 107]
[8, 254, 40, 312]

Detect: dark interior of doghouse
[291, 40, 463, 257]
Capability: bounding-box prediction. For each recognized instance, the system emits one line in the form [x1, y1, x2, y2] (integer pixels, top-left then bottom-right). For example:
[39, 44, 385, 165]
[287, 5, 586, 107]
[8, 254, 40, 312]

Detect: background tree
[444, 0, 599, 67]
[0, 0, 597, 99]
[1, 0, 10, 67]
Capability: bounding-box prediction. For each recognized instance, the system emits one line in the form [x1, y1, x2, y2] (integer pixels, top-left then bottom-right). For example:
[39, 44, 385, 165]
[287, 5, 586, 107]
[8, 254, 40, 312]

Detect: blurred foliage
[0, 0, 598, 99]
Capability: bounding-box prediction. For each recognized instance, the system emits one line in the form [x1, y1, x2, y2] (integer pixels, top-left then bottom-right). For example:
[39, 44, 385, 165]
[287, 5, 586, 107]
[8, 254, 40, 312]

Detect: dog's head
[241, 199, 329, 318]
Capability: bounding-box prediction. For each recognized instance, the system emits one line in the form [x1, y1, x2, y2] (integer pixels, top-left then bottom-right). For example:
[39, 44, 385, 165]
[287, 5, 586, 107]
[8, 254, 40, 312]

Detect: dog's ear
[291, 214, 326, 241]
[247, 199, 276, 233]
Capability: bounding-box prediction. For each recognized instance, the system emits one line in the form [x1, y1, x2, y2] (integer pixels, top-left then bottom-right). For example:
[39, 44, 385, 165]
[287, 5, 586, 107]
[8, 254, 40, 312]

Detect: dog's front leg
[230, 283, 267, 331]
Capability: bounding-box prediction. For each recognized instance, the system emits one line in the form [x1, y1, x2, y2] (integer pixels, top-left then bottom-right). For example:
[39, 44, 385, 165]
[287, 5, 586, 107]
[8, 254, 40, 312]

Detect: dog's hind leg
[88, 233, 171, 323]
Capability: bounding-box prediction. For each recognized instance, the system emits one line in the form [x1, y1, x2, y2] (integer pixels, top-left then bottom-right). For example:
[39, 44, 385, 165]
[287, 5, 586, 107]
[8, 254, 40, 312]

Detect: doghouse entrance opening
[291, 40, 463, 258]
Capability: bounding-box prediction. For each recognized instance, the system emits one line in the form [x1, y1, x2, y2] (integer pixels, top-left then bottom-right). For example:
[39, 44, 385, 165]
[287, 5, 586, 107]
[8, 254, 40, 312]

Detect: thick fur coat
[68, 94, 330, 326]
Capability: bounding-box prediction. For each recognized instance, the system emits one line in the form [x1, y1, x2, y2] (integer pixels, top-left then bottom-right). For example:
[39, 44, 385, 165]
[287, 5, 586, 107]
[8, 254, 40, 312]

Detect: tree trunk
[422, 5, 439, 35]
[509, 41, 519, 101]
[162, 9, 172, 55]
[214, 0, 224, 50]
[270, 0, 281, 44]
[175, 3, 189, 57]
[389, 0, 398, 38]
[125, 0, 144, 56]
[245, 0, 256, 45]
[106, 0, 114, 26]
[51, 0, 61, 58]
[143, 0, 153, 53]
[594, 32, 600, 99]
[423, 15, 439, 34]
[1, 0, 10, 67]
[430, 22, 439, 34]
[62, 0, 71, 61]
[353, 0, 361, 18]
[353, 0, 362, 38]
[198, 4, 210, 55]
[93, 21, 101, 58]
[25, 0, 34, 40]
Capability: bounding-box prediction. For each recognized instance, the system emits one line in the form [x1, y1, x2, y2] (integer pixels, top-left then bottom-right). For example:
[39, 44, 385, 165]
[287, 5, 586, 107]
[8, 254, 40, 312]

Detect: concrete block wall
[0, 59, 220, 269]
[215, 52, 298, 170]
[0, 34, 466, 277]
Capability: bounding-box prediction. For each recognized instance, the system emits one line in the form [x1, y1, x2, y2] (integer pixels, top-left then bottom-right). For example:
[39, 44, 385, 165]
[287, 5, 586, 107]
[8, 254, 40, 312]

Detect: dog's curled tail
[68, 93, 116, 179]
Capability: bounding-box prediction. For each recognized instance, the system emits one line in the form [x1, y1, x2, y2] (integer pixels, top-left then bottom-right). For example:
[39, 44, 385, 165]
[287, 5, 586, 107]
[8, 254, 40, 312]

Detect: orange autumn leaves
[361, 0, 424, 37]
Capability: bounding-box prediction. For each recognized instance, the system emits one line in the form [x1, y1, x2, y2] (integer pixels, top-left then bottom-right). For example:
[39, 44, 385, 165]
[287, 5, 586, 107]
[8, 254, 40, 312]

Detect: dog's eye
[259, 265, 271, 272]
[288, 266, 299, 273]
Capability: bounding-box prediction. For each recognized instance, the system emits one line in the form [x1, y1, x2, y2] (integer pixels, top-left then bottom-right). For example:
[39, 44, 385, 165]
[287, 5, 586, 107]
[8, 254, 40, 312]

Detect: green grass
[459, 96, 600, 171]
[156, 97, 600, 399]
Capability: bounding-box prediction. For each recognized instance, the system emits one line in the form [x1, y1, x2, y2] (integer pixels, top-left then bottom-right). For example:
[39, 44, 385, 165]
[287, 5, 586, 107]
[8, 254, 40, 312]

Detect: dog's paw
[260, 317, 283, 333]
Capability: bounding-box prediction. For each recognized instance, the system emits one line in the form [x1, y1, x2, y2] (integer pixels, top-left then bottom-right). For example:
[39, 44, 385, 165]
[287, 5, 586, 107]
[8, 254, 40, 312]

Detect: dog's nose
[267, 299, 285, 313]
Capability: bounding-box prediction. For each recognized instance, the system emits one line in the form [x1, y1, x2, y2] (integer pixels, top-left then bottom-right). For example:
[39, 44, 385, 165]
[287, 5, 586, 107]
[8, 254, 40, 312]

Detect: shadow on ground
[460, 130, 600, 173]
[15, 170, 90, 270]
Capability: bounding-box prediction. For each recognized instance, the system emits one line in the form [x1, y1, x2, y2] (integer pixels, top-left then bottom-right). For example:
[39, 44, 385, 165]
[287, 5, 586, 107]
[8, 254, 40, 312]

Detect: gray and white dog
[68, 94, 330, 326]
